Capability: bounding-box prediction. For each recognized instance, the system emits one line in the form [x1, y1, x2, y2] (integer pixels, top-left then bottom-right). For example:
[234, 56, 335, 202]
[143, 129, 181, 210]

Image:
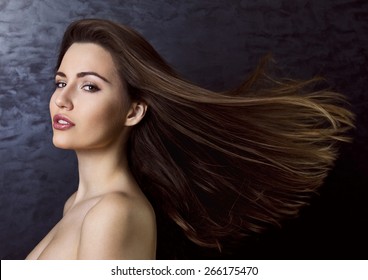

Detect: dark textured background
[0, 0, 367, 259]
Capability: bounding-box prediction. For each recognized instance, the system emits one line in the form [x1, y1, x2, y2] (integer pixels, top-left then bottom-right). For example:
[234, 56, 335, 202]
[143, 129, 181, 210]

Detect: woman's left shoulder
[86, 191, 155, 228]
[77, 191, 156, 259]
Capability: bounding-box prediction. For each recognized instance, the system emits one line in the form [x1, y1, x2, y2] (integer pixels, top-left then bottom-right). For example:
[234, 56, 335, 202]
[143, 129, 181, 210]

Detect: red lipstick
[53, 114, 75, 130]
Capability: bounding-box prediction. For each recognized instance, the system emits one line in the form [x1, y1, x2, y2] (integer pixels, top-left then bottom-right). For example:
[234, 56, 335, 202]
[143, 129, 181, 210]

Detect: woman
[26, 19, 353, 259]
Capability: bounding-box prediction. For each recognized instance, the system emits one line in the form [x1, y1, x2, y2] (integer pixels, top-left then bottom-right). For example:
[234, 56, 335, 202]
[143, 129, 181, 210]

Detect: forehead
[59, 43, 117, 77]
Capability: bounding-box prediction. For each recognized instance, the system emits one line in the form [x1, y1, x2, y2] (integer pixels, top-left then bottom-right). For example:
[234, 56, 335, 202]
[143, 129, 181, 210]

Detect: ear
[124, 101, 148, 127]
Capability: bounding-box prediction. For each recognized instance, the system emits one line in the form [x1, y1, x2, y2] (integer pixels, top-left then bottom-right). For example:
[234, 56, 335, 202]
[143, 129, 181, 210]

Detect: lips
[53, 114, 75, 130]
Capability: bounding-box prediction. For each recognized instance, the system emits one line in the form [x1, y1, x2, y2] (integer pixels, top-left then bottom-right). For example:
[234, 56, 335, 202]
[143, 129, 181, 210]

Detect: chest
[27, 199, 99, 259]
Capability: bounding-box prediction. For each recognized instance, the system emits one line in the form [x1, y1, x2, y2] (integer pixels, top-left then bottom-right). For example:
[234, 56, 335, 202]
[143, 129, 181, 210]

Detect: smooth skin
[26, 43, 156, 259]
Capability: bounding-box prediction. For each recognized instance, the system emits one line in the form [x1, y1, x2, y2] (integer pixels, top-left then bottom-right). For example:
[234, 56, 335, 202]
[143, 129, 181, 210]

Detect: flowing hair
[56, 19, 354, 256]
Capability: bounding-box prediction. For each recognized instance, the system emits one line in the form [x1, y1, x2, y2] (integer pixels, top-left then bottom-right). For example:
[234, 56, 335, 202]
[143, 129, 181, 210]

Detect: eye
[82, 83, 100, 93]
[55, 81, 66, 88]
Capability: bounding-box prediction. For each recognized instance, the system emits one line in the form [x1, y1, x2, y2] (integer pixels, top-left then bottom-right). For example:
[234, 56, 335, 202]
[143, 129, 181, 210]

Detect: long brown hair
[57, 19, 354, 256]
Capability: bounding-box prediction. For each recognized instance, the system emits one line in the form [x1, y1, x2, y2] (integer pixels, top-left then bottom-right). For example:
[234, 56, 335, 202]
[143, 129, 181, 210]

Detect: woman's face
[49, 43, 129, 151]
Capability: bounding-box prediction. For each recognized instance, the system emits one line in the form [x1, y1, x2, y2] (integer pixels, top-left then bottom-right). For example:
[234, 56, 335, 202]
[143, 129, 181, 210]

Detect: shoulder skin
[77, 192, 156, 259]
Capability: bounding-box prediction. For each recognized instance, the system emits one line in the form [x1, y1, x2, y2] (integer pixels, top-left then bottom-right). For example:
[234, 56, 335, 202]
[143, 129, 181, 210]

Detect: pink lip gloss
[53, 114, 75, 130]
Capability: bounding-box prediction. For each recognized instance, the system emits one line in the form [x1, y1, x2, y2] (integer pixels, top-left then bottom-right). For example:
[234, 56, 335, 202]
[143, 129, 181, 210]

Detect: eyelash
[55, 81, 66, 88]
[82, 83, 100, 93]
[54, 81, 100, 93]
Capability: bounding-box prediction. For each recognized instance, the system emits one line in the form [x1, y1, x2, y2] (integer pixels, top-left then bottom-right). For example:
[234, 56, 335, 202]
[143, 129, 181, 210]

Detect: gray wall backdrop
[0, 0, 367, 259]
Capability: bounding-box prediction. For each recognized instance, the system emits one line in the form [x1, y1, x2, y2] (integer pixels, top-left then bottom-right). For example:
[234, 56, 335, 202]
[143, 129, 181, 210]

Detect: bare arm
[77, 193, 156, 260]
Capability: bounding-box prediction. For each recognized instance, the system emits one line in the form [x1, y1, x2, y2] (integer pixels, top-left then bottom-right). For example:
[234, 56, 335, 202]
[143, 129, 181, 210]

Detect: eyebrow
[55, 71, 111, 84]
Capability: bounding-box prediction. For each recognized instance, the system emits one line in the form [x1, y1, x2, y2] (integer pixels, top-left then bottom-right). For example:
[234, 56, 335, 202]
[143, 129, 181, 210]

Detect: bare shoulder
[87, 192, 155, 225]
[78, 192, 156, 259]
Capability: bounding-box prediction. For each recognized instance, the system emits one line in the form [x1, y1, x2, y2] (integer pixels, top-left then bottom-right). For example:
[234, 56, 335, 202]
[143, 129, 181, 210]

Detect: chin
[52, 135, 75, 150]
[53, 141, 73, 150]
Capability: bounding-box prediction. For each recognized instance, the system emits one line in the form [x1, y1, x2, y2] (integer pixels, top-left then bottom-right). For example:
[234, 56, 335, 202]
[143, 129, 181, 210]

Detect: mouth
[53, 114, 75, 130]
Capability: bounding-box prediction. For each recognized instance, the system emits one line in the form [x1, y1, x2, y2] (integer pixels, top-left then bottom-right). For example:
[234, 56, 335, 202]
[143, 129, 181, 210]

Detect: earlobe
[124, 101, 148, 127]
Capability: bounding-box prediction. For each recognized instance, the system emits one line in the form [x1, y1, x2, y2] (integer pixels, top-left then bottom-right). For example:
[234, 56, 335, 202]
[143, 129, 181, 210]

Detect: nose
[54, 90, 74, 110]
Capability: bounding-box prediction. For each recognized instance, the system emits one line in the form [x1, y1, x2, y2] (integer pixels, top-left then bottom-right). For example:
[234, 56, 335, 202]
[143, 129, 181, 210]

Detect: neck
[74, 143, 134, 202]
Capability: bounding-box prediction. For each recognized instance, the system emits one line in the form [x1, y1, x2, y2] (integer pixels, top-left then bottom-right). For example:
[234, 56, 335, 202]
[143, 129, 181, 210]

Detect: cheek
[83, 100, 126, 133]
[49, 93, 58, 118]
